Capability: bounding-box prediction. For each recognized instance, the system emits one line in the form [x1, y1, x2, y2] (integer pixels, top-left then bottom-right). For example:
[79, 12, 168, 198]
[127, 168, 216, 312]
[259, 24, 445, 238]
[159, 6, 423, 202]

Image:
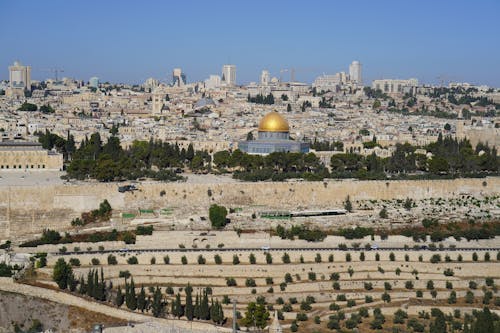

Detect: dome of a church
[258, 111, 290, 133]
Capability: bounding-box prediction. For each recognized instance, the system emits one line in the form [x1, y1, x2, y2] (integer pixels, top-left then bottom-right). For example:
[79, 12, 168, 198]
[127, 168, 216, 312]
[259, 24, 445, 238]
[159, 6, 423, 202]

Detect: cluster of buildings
[0, 59, 498, 173]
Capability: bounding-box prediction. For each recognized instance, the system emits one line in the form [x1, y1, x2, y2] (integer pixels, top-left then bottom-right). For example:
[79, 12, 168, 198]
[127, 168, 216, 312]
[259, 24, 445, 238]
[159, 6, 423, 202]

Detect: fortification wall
[0, 177, 498, 239]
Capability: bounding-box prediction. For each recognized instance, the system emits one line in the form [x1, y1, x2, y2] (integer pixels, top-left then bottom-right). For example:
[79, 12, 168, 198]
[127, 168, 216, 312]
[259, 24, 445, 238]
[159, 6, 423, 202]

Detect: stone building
[238, 111, 309, 155]
[0, 141, 63, 171]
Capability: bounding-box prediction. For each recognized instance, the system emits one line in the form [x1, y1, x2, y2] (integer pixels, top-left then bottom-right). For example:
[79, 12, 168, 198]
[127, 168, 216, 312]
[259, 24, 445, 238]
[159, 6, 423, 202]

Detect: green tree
[209, 204, 228, 229]
[151, 286, 164, 317]
[242, 302, 270, 329]
[344, 195, 353, 212]
[52, 258, 72, 290]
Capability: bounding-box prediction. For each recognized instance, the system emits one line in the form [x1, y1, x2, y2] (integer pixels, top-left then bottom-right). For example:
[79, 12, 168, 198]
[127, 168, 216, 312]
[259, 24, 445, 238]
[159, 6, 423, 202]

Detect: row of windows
[0, 164, 45, 169]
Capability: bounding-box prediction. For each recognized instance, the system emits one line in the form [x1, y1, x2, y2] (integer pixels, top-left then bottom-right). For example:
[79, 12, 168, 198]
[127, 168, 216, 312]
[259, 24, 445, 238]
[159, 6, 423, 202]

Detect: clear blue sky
[1, 0, 499, 86]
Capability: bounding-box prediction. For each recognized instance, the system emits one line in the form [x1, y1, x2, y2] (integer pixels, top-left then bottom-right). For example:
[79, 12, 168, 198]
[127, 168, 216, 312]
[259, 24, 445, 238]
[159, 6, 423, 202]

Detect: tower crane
[41, 67, 65, 82]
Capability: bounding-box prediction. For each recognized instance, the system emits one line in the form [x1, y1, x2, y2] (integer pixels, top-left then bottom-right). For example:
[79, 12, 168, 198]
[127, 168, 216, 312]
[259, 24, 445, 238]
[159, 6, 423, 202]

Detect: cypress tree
[100, 268, 106, 301]
[93, 269, 100, 300]
[115, 286, 124, 307]
[87, 269, 94, 297]
[194, 293, 200, 319]
[152, 287, 163, 317]
[126, 278, 137, 310]
[137, 285, 146, 312]
[201, 290, 210, 320]
[78, 275, 86, 295]
[185, 286, 194, 320]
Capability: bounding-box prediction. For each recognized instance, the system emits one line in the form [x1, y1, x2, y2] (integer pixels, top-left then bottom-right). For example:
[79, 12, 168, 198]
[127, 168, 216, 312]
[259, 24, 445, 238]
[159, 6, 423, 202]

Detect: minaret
[269, 310, 282, 333]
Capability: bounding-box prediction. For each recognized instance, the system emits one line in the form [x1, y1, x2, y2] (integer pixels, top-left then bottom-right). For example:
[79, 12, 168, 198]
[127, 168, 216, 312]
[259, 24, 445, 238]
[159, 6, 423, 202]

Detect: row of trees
[247, 93, 275, 104]
[65, 133, 209, 181]
[330, 136, 498, 179]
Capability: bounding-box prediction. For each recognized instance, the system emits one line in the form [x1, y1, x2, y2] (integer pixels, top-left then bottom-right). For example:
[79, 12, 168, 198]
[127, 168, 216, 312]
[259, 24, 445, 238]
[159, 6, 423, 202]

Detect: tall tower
[222, 65, 236, 86]
[172, 68, 186, 86]
[9, 61, 31, 91]
[260, 70, 270, 86]
[349, 60, 362, 85]
[269, 310, 283, 333]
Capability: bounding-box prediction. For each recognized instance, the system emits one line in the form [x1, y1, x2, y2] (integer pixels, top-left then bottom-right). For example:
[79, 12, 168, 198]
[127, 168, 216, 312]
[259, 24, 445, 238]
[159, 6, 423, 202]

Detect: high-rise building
[89, 77, 99, 88]
[204, 75, 221, 89]
[9, 61, 31, 91]
[260, 70, 270, 86]
[349, 61, 362, 85]
[144, 77, 159, 90]
[172, 68, 186, 87]
[222, 65, 236, 86]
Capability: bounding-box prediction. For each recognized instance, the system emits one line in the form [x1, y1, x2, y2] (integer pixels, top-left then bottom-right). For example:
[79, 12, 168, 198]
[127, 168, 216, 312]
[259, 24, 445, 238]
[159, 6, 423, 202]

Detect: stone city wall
[0, 177, 498, 239]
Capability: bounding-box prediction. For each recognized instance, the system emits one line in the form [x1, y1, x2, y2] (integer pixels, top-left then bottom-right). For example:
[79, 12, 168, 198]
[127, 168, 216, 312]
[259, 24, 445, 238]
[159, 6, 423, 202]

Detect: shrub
[381, 292, 391, 303]
[284, 273, 293, 283]
[150, 257, 156, 264]
[181, 256, 187, 265]
[245, 278, 256, 287]
[405, 254, 409, 262]
[330, 272, 340, 281]
[282, 252, 290, 264]
[472, 252, 478, 261]
[384, 282, 392, 290]
[300, 301, 311, 311]
[328, 254, 334, 262]
[364, 282, 373, 290]
[446, 281, 453, 289]
[163, 255, 170, 264]
[347, 299, 356, 307]
[119, 270, 130, 279]
[315, 253, 322, 263]
[279, 282, 287, 291]
[197, 255, 206, 265]
[448, 291, 457, 304]
[469, 281, 478, 289]
[416, 290, 423, 297]
[485, 277, 494, 287]
[107, 254, 118, 265]
[405, 281, 414, 289]
[296, 313, 308, 321]
[359, 252, 365, 261]
[332, 282, 340, 290]
[336, 294, 347, 301]
[266, 252, 272, 264]
[345, 253, 352, 262]
[375, 253, 380, 261]
[226, 278, 237, 286]
[329, 303, 340, 310]
[308, 272, 316, 281]
[232, 255, 240, 265]
[365, 295, 374, 303]
[443, 268, 454, 276]
[389, 252, 395, 261]
[69, 258, 80, 266]
[379, 207, 388, 218]
[457, 254, 463, 262]
[395, 268, 401, 276]
[214, 254, 222, 264]
[426, 280, 434, 290]
[484, 252, 491, 261]
[430, 254, 441, 263]
[91, 258, 100, 265]
[127, 256, 137, 265]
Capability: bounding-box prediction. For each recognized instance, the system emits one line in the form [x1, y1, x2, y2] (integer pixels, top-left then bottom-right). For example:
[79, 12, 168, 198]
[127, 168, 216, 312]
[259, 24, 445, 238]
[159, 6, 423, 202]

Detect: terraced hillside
[32, 246, 500, 332]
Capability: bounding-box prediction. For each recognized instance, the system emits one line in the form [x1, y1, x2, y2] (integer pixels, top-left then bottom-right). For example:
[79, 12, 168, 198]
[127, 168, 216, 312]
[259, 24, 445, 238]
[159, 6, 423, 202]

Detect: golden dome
[258, 111, 290, 132]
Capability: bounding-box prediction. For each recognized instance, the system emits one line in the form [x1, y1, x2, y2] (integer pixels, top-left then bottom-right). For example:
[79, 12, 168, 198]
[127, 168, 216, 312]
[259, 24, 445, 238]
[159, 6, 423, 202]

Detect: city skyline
[0, 0, 499, 86]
